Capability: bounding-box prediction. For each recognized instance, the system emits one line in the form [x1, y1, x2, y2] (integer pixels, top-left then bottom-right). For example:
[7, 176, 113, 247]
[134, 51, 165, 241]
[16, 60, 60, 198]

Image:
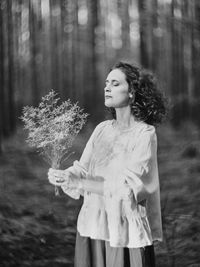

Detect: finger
[56, 178, 66, 183]
[51, 170, 66, 178]
[48, 174, 64, 182]
[49, 174, 66, 183]
[48, 173, 57, 180]
[48, 171, 64, 179]
[57, 172, 68, 180]
[48, 178, 59, 186]
[49, 177, 64, 186]
[48, 174, 58, 183]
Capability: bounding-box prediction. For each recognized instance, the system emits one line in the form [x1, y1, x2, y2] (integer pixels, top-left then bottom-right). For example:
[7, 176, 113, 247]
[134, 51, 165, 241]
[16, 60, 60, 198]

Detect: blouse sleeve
[123, 126, 159, 203]
[61, 121, 107, 199]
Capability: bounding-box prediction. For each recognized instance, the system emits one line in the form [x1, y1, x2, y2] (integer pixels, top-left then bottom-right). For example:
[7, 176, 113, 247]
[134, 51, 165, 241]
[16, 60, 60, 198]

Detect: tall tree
[171, 0, 187, 123]
[49, 0, 62, 95]
[118, 0, 131, 58]
[86, 0, 99, 117]
[7, 0, 15, 131]
[1, 0, 10, 136]
[60, 0, 74, 99]
[151, 0, 158, 71]
[29, 0, 42, 105]
[71, 0, 79, 101]
[193, 1, 200, 99]
[0, 0, 4, 150]
[138, 0, 150, 68]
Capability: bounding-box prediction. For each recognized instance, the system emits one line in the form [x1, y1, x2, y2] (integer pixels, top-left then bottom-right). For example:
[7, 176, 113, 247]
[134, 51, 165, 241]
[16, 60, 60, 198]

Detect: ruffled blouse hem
[77, 229, 154, 248]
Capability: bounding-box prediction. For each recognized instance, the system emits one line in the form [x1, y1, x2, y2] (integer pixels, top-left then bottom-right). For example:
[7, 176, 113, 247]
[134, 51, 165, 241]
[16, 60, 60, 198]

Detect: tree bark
[138, 0, 150, 68]
[86, 0, 99, 117]
[0, 0, 4, 151]
[29, 0, 42, 105]
[7, 0, 15, 132]
[118, 0, 131, 58]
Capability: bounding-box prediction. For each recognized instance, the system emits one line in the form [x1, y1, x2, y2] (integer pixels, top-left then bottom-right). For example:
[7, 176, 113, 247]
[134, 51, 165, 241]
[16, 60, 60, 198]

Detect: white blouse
[61, 120, 163, 248]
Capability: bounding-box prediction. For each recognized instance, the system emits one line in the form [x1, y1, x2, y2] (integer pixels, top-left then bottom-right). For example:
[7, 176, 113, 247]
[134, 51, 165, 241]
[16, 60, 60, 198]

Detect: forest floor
[0, 122, 200, 267]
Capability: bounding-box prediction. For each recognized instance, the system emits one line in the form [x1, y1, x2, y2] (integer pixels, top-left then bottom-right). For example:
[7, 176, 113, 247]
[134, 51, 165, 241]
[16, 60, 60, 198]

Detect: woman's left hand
[48, 168, 82, 190]
[48, 168, 69, 186]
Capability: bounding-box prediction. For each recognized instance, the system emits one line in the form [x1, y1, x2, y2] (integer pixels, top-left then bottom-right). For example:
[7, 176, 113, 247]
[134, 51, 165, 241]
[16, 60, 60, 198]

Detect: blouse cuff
[61, 185, 81, 199]
[61, 160, 87, 199]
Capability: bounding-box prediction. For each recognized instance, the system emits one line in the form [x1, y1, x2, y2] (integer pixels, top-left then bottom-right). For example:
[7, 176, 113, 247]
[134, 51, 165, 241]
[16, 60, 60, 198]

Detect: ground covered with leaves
[0, 122, 200, 267]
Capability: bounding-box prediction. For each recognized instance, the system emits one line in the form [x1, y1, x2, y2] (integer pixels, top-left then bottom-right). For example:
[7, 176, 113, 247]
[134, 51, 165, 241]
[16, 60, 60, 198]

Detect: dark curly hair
[108, 61, 168, 126]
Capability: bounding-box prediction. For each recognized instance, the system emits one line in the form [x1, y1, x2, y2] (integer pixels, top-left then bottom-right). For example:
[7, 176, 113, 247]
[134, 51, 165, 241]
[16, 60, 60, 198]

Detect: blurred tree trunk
[7, 0, 15, 132]
[75, 0, 85, 105]
[118, 0, 131, 58]
[95, 0, 107, 108]
[179, 1, 187, 103]
[138, 0, 150, 68]
[193, 1, 200, 98]
[60, 0, 68, 98]
[171, 0, 176, 96]
[49, 0, 62, 95]
[103, 0, 115, 66]
[171, 0, 187, 123]
[0, 0, 4, 151]
[14, 0, 24, 112]
[41, 0, 51, 95]
[99, 0, 107, 70]
[1, 1, 10, 136]
[29, 0, 38, 104]
[29, 0, 42, 105]
[151, 0, 158, 71]
[182, 0, 193, 108]
[55, 1, 62, 95]
[171, 0, 180, 124]
[71, 0, 79, 100]
[13, 0, 23, 113]
[60, 0, 73, 99]
[86, 0, 99, 117]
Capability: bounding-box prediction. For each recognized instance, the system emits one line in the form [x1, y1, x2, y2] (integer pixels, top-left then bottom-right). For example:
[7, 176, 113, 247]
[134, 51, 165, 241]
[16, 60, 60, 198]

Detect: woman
[48, 62, 167, 267]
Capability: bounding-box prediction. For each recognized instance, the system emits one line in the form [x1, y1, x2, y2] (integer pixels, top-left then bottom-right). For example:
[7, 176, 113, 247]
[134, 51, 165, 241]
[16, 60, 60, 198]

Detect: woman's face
[104, 69, 130, 108]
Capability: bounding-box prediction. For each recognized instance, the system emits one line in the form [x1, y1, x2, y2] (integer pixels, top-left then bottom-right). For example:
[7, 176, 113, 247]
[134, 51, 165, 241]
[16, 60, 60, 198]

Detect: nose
[104, 83, 111, 92]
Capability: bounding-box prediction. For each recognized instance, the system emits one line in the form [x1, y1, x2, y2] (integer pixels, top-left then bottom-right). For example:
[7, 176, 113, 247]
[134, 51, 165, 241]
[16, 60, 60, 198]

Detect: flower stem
[55, 186, 60, 196]
[52, 161, 60, 196]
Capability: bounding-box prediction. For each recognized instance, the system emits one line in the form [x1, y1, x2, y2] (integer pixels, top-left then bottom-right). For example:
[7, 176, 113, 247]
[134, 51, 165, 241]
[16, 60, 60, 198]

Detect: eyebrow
[105, 79, 120, 83]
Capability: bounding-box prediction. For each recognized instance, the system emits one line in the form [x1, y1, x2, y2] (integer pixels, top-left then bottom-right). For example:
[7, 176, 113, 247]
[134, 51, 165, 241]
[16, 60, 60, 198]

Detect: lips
[105, 95, 112, 99]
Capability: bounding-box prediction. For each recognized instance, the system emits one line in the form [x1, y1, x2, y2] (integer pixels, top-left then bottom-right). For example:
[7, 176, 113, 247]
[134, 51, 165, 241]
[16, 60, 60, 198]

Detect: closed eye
[113, 82, 119, 86]
[105, 80, 120, 86]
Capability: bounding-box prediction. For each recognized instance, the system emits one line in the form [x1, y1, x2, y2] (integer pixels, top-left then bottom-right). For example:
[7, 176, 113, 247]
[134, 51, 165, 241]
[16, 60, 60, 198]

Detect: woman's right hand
[48, 168, 69, 186]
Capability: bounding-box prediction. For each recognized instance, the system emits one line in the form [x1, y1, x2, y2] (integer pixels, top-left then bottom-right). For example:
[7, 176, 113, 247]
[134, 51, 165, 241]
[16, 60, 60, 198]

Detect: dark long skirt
[74, 231, 156, 267]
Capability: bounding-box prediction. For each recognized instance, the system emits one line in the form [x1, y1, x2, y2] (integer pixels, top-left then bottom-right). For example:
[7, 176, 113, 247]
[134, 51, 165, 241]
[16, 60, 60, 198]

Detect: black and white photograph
[0, 0, 200, 266]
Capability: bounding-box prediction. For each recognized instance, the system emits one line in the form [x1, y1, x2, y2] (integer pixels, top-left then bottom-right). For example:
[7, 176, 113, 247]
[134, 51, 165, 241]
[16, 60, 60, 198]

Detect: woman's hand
[48, 168, 69, 186]
[48, 168, 83, 190]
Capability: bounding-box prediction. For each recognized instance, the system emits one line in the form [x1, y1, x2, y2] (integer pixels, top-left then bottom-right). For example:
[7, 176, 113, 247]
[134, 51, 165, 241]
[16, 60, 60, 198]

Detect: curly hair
[108, 61, 168, 126]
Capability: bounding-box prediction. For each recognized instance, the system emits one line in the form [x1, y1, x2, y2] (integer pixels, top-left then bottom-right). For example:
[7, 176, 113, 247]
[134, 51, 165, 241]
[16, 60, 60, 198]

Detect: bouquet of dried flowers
[21, 90, 88, 195]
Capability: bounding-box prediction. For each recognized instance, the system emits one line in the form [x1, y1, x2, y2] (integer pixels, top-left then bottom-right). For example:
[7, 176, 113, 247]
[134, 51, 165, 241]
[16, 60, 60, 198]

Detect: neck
[115, 106, 137, 128]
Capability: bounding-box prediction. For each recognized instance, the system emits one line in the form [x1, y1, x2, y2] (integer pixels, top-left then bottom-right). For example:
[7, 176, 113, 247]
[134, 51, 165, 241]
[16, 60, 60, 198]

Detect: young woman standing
[48, 62, 167, 267]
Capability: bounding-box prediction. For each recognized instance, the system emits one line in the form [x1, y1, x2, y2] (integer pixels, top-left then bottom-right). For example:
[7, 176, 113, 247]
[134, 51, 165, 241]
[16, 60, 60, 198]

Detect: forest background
[0, 0, 200, 266]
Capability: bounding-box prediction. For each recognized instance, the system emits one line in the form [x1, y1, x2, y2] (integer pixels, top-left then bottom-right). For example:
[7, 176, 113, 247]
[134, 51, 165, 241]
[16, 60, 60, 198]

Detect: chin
[105, 103, 112, 108]
[104, 103, 115, 108]
[104, 100, 113, 108]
